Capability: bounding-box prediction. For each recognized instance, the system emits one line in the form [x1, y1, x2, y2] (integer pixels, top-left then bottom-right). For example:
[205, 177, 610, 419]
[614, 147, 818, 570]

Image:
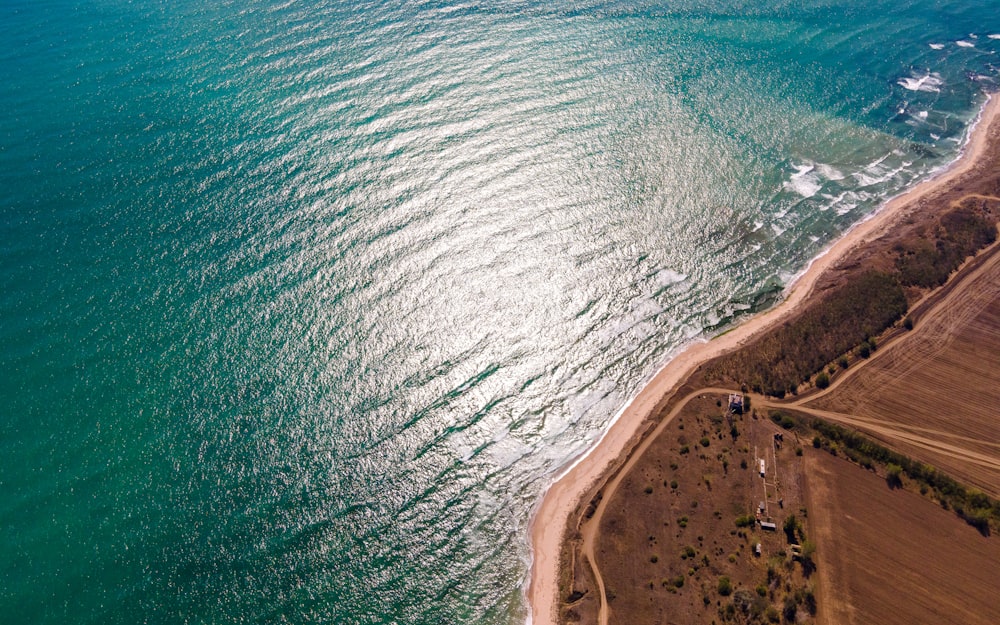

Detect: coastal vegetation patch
[708, 271, 907, 396]
[894, 205, 997, 288]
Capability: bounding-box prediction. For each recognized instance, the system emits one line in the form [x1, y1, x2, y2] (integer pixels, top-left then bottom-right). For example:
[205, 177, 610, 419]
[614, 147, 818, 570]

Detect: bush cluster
[812, 419, 1000, 535]
[709, 271, 906, 396]
[895, 207, 996, 288]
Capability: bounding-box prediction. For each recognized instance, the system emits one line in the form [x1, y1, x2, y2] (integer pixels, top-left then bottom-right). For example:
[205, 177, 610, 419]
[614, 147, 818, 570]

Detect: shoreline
[525, 92, 1000, 625]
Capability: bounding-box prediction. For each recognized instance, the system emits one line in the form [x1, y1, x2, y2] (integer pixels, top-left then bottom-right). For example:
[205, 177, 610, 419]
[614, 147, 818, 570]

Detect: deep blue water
[2, 1, 999, 623]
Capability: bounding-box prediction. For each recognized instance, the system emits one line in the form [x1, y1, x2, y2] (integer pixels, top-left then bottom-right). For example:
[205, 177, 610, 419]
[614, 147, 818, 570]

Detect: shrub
[783, 595, 798, 622]
[735, 515, 755, 528]
[904, 316, 914, 330]
[815, 372, 830, 389]
[838, 356, 849, 369]
[858, 342, 871, 359]
[718, 576, 732, 596]
[680, 445, 690, 455]
[886, 464, 903, 489]
[802, 587, 817, 615]
[800, 541, 817, 575]
[670, 479, 678, 489]
[783, 514, 798, 542]
[700, 437, 711, 447]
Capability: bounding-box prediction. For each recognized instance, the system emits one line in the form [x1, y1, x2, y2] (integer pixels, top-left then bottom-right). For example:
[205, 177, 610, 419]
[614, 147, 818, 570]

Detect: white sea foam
[853, 160, 911, 188]
[918, 110, 929, 119]
[792, 163, 814, 176]
[771, 224, 786, 236]
[897, 72, 943, 92]
[931, 133, 941, 140]
[957, 40, 975, 48]
[820, 191, 858, 216]
[816, 163, 844, 180]
[989, 34, 1000, 40]
[929, 43, 945, 50]
[785, 163, 821, 197]
[653, 268, 687, 287]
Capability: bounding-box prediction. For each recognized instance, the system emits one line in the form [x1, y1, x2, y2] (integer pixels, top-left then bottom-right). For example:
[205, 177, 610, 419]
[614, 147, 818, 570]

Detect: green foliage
[801, 587, 817, 615]
[886, 464, 903, 489]
[903, 316, 914, 330]
[783, 595, 798, 622]
[858, 342, 871, 359]
[815, 372, 830, 389]
[799, 540, 817, 576]
[717, 576, 732, 596]
[734, 515, 755, 528]
[770, 411, 797, 430]
[709, 271, 907, 395]
[679, 445, 690, 455]
[783, 514, 799, 542]
[700, 436, 711, 447]
[838, 356, 849, 369]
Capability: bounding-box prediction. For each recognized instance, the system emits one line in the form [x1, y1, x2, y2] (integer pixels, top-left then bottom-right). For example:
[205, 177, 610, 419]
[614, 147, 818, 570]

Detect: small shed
[759, 459, 766, 477]
[760, 521, 777, 531]
[728, 393, 744, 414]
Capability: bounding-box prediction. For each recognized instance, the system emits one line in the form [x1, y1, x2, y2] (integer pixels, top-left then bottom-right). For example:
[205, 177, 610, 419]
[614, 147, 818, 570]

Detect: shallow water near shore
[2, 1, 999, 623]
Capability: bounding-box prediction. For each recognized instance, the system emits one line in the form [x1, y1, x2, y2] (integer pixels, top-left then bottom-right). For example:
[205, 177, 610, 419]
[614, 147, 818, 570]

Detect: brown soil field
[802, 238, 1000, 497]
[580, 394, 817, 625]
[804, 449, 1000, 625]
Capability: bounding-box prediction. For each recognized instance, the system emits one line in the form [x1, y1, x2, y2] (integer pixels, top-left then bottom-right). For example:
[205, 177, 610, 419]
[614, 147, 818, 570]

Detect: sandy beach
[526, 92, 1000, 625]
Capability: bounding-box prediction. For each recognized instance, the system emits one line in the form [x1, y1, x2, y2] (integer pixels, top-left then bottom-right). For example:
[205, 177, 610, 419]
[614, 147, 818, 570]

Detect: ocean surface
[2, 1, 999, 623]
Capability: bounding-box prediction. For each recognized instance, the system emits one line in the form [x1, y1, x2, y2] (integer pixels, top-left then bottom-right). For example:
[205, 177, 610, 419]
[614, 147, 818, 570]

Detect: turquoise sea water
[2, 1, 999, 623]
